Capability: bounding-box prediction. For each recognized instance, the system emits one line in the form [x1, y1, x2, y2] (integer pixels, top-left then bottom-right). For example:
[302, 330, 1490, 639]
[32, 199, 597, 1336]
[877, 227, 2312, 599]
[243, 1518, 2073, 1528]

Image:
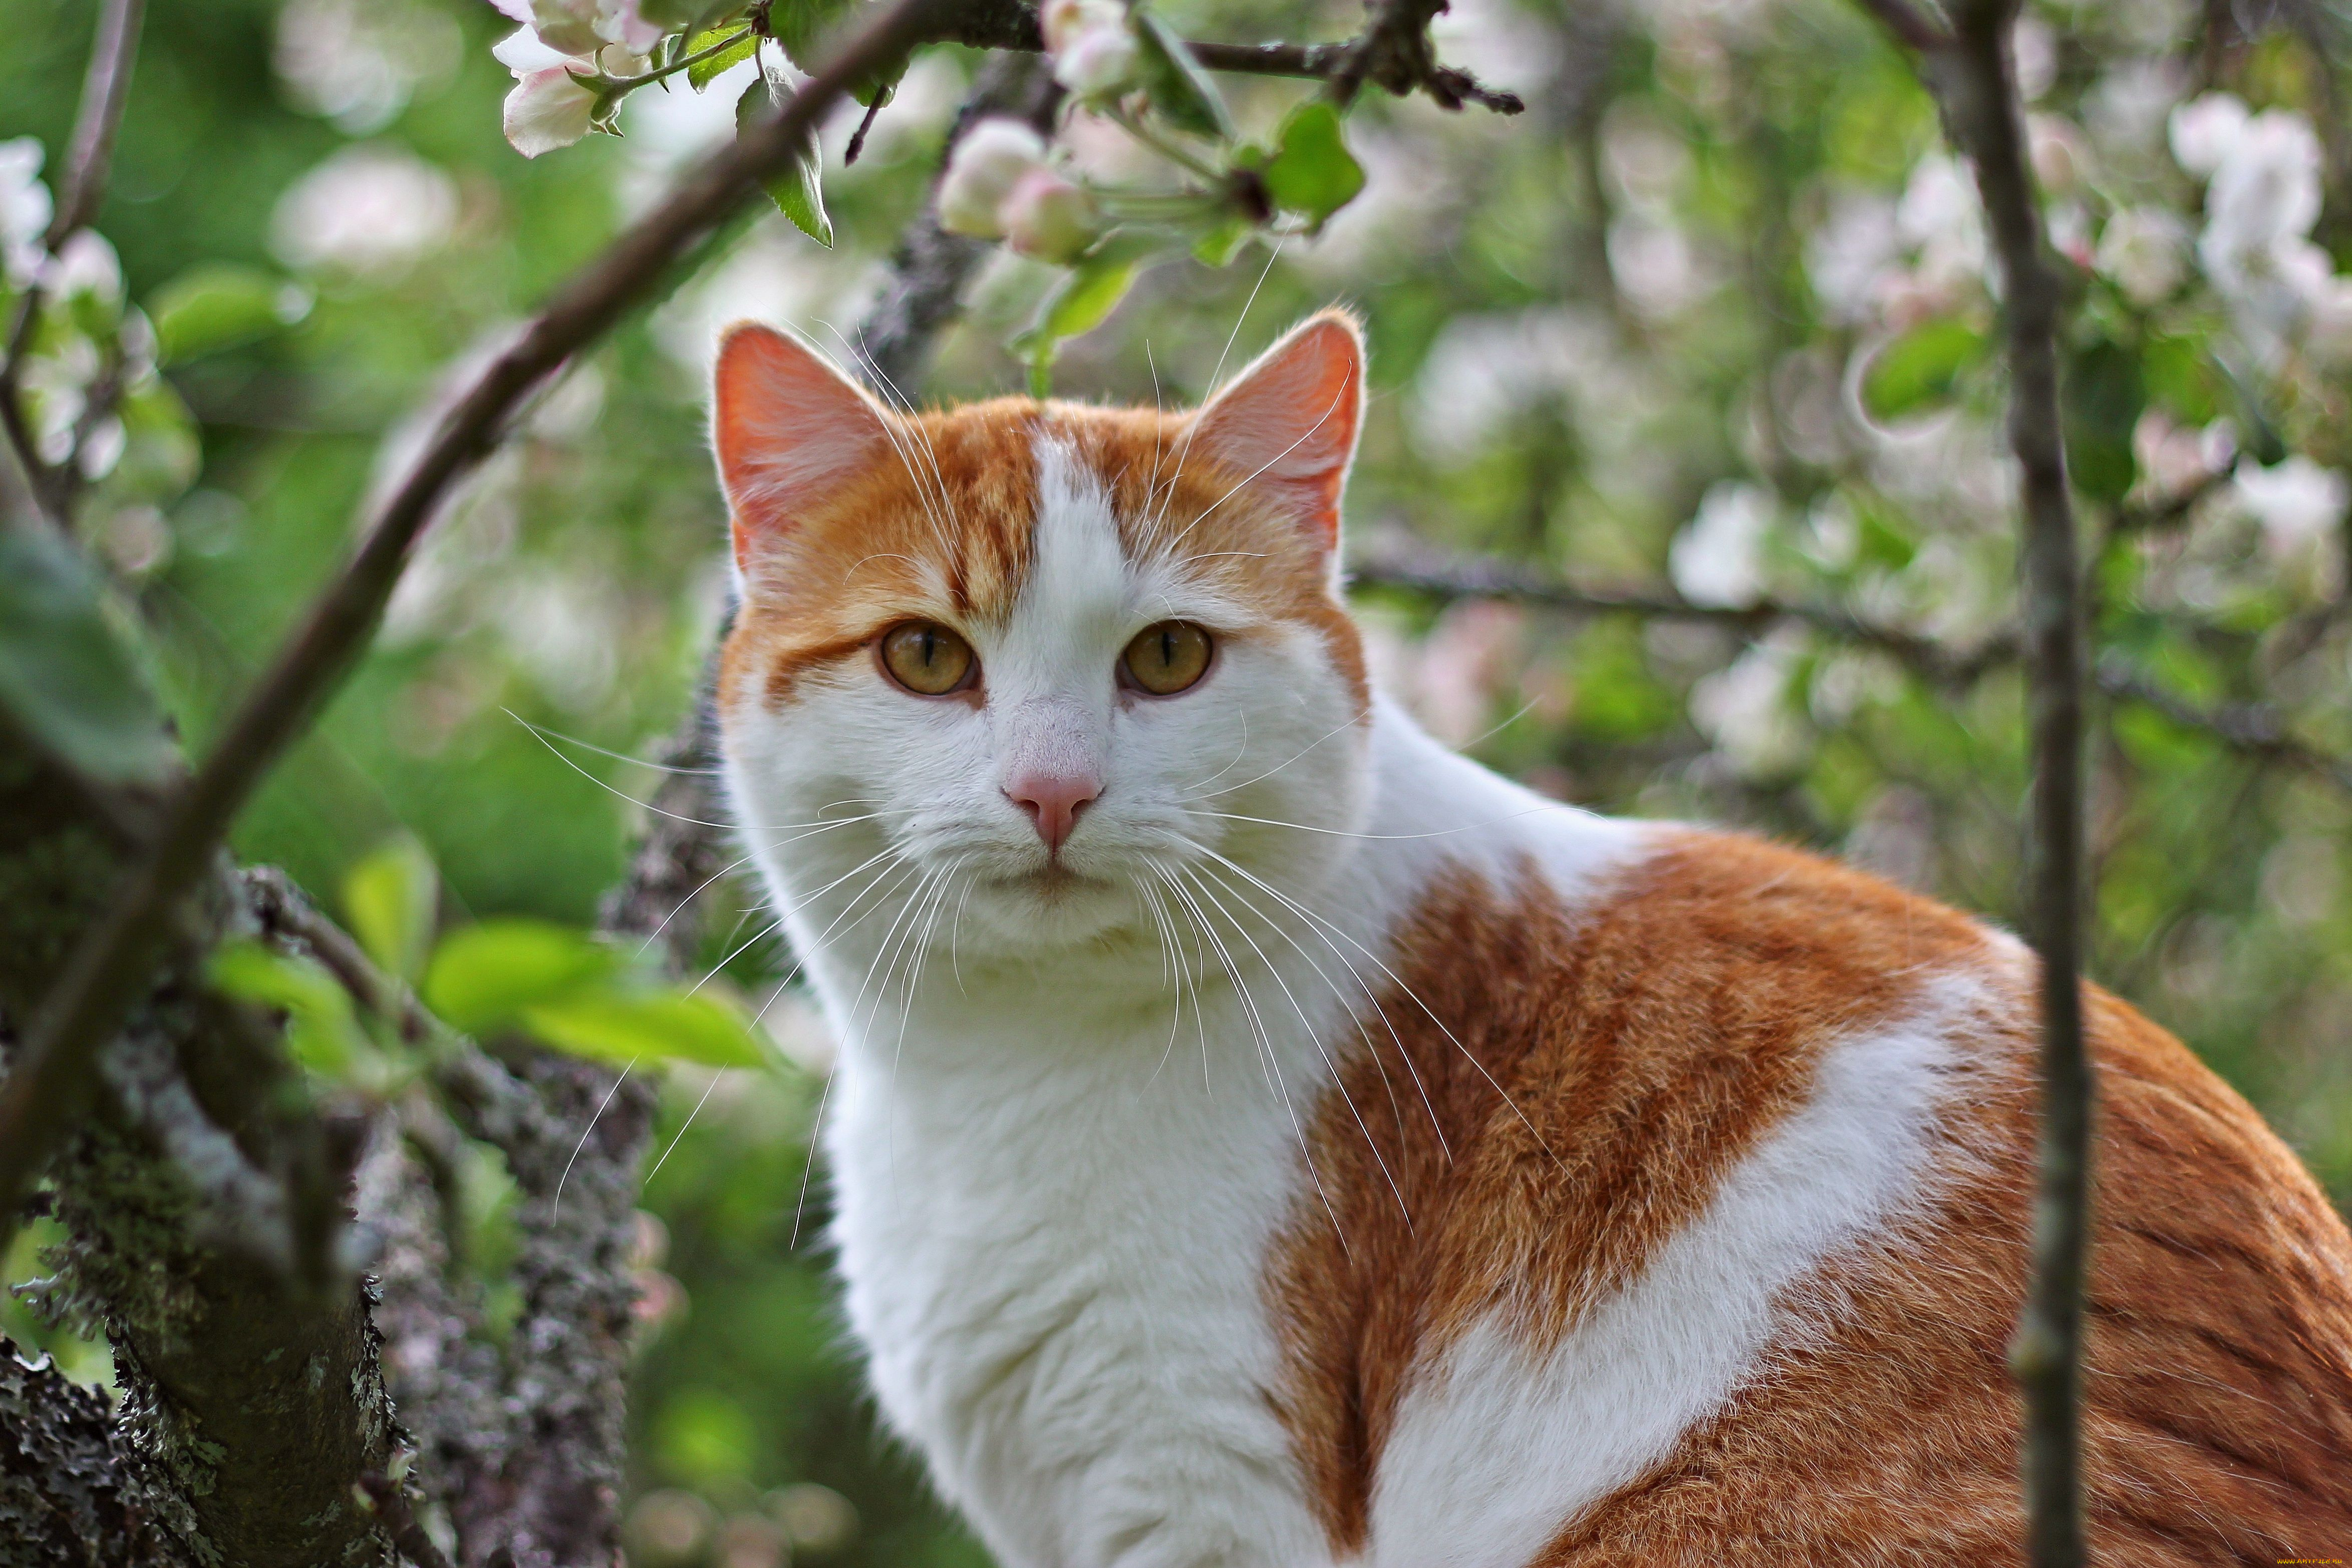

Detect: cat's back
[1272, 826, 2352, 1566]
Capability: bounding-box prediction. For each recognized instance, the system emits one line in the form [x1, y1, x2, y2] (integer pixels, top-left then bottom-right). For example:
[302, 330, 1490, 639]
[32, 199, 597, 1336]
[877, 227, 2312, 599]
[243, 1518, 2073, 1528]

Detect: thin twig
[939, 0, 1523, 113]
[1853, 0, 1955, 51]
[2093, 655, 2352, 794]
[1875, 0, 2092, 1560]
[244, 868, 450, 1050]
[46, 0, 147, 246]
[1348, 542, 2017, 685]
[1355, 541, 2352, 798]
[0, 0, 953, 1253]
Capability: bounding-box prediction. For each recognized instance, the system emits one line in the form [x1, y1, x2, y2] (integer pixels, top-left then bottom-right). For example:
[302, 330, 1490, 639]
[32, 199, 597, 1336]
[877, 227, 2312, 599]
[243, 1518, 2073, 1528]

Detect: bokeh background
[6, 0, 2350, 1563]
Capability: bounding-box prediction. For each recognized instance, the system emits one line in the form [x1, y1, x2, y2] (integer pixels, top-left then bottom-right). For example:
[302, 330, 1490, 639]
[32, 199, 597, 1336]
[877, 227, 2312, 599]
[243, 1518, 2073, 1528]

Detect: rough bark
[1, 738, 397, 1568]
[0, 1338, 185, 1568]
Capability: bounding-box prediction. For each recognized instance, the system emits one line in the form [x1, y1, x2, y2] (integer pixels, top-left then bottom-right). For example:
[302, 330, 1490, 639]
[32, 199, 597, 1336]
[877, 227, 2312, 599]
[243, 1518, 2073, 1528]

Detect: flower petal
[504, 66, 598, 158]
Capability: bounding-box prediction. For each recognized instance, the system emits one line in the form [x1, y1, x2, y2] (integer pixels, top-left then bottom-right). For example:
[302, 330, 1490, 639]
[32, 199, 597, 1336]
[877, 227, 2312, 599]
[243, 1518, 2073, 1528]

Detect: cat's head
[709, 311, 1373, 960]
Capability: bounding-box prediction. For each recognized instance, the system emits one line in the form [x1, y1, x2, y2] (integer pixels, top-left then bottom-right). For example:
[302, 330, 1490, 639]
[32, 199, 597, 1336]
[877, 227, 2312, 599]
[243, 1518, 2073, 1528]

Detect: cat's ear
[1189, 308, 1365, 555]
[711, 322, 892, 571]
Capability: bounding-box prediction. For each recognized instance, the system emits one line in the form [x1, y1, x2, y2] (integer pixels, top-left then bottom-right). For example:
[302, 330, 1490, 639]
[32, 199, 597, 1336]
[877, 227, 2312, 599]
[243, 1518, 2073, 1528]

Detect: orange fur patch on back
[1532, 986, 2352, 1564]
[1265, 829, 2352, 1561]
[1265, 830, 1991, 1551]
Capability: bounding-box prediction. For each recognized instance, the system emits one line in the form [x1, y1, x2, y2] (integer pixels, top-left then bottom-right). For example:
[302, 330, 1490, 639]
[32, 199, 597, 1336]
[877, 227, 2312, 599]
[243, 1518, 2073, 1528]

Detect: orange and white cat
[708, 310, 2352, 1566]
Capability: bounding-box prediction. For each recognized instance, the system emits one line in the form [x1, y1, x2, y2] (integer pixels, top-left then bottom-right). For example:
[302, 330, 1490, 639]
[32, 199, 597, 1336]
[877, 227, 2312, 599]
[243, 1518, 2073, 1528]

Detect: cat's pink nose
[1005, 771, 1100, 854]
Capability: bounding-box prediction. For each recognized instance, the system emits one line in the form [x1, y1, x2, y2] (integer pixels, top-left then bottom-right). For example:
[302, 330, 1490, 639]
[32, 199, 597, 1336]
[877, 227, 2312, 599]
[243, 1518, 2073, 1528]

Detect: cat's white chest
[820, 967, 1337, 1568]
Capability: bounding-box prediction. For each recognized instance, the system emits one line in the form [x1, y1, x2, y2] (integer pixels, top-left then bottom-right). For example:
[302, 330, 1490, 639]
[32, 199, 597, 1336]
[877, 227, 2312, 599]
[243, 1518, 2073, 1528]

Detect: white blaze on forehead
[1025, 437, 1132, 632]
[977, 435, 1134, 781]
[984, 437, 1133, 701]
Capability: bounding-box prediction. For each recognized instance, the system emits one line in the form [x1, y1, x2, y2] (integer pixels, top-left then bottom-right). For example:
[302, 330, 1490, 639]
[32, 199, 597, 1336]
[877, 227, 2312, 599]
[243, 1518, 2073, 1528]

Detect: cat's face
[710, 313, 1373, 961]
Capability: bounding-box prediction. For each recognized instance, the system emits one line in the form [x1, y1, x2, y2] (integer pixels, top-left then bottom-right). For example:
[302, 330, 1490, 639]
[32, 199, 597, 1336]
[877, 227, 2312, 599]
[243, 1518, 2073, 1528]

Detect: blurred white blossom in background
[2171, 93, 2352, 365]
[270, 143, 459, 275]
[1689, 626, 1812, 778]
[274, 0, 462, 135]
[1670, 482, 1774, 608]
[0, 137, 52, 285]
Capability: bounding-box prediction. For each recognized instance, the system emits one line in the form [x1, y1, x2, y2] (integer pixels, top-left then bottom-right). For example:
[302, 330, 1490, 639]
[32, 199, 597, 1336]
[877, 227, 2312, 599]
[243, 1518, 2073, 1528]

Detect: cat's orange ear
[1189, 309, 1365, 554]
[711, 322, 892, 572]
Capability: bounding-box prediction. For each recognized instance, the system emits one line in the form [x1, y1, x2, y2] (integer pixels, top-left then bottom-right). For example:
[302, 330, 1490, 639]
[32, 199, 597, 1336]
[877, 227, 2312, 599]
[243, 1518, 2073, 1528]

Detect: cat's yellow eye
[879, 621, 976, 696]
[1120, 621, 1213, 696]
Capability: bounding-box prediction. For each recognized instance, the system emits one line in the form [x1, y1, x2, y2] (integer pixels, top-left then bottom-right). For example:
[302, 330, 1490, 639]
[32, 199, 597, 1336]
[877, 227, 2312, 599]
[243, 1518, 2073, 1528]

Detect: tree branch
[1354, 541, 2352, 799]
[2093, 655, 2352, 794]
[1348, 540, 2017, 686]
[938, 0, 1524, 113]
[1860, 2, 2092, 1559]
[1853, 0, 1955, 51]
[46, 0, 147, 247]
[0, 0, 953, 1260]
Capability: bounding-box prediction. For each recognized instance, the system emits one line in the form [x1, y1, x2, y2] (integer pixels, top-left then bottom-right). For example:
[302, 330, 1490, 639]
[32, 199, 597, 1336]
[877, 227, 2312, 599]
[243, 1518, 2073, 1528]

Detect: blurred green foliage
[7, 0, 2351, 1562]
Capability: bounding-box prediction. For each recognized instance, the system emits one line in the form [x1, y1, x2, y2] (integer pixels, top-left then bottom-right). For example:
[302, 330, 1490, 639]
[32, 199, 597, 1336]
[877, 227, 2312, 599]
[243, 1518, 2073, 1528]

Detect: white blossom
[44, 230, 122, 306]
[2231, 455, 2346, 564]
[270, 144, 459, 274]
[1041, 0, 1137, 95]
[275, 0, 462, 135]
[1896, 153, 1987, 299]
[1053, 28, 1141, 97]
[2027, 113, 2091, 195]
[2131, 410, 2233, 498]
[1670, 481, 1774, 608]
[1805, 191, 1901, 325]
[519, 0, 658, 58]
[1407, 307, 1617, 458]
[2095, 206, 2190, 304]
[936, 119, 1049, 240]
[504, 64, 599, 156]
[1690, 627, 1812, 778]
[1607, 213, 1705, 321]
[0, 137, 52, 286]
[2167, 91, 2248, 177]
[2201, 110, 2322, 265]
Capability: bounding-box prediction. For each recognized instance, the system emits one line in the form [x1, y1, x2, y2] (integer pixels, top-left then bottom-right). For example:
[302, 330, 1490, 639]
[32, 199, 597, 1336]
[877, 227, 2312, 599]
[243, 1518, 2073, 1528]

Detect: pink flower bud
[1000, 169, 1101, 264]
[1053, 28, 1139, 97]
[1040, 0, 1124, 53]
[937, 119, 1049, 239]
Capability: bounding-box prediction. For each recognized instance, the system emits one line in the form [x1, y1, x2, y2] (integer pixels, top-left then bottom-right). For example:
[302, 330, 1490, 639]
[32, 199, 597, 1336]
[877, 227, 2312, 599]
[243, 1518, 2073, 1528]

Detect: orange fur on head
[709, 313, 1371, 716]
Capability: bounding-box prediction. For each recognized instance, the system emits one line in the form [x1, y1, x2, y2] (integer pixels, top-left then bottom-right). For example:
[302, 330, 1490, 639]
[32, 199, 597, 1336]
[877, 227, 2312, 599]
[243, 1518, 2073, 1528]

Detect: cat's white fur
[723, 432, 1960, 1566]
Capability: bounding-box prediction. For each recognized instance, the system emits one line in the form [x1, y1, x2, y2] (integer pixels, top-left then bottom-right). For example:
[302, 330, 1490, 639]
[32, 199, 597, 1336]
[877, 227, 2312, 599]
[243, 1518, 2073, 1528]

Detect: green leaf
[521, 988, 770, 1069]
[1044, 252, 1139, 342]
[0, 527, 175, 783]
[342, 834, 440, 983]
[209, 939, 367, 1076]
[422, 918, 619, 1034]
[737, 80, 833, 246]
[687, 24, 758, 90]
[147, 263, 308, 366]
[1010, 242, 1147, 396]
[1193, 218, 1252, 268]
[1130, 10, 1231, 140]
[2062, 338, 2145, 506]
[1260, 102, 1364, 225]
[1861, 318, 1984, 422]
